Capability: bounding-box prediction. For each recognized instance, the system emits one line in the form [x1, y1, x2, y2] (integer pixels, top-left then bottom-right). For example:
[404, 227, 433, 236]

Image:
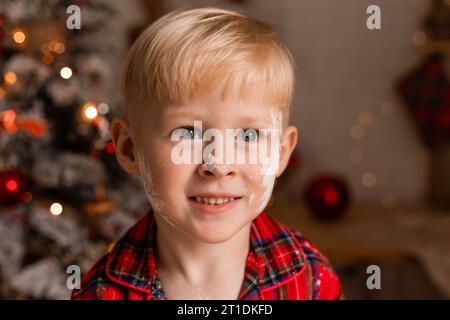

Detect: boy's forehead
[134, 78, 286, 128]
[163, 80, 277, 113]
[159, 98, 279, 122]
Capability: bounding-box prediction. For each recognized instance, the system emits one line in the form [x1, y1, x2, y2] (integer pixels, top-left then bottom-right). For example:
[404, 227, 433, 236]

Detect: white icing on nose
[202, 153, 215, 172]
[203, 153, 229, 175]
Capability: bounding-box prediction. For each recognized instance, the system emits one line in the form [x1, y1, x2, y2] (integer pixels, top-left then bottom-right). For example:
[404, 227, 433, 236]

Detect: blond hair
[122, 7, 295, 124]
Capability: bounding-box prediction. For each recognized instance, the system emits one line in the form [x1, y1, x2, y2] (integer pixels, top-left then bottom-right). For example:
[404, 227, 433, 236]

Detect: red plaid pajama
[72, 210, 343, 300]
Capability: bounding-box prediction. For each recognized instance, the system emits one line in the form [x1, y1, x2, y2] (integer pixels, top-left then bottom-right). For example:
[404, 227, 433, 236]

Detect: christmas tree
[0, 0, 149, 299]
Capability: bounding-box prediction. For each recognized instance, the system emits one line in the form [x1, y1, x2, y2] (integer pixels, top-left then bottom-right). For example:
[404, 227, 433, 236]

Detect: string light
[85, 105, 98, 120]
[54, 42, 65, 54]
[42, 53, 54, 64]
[48, 40, 59, 52]
[357, 111, 373, 128]
[82, 103, 98, 121]
[48, 40, 65, 53]
[0, 87, 6, 99]
[42, 40, 65, 55]
[50, 202, 63, 216]
[60, 66, 72, 79]
[361, 172, 377, 188]
[4, 71, 17, 85]
[1, 109, 17, 133]
[350, 124, 365, 140]
[12, 29, 26, 44]
[105, 142, 115, 154]
[97, 103, 109, 115]
[5, 178, 18, 193]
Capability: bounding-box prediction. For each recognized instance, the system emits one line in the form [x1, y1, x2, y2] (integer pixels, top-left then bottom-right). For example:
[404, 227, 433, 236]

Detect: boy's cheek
[243, 167, 274, 213]
[151, 161, 196, 195]
[149, 143, 184, 172]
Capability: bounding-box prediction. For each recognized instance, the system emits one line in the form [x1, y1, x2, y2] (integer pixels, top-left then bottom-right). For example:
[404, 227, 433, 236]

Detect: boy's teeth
[194, 197, 236, 205]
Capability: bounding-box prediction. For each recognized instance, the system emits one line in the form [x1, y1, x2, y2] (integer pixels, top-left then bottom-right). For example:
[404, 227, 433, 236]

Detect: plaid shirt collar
[105, 210, 306, 299]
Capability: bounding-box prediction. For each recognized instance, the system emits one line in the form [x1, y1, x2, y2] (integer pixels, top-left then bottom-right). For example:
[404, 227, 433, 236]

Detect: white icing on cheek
[253, 108, 282, 214]
[137, 151, 185, 232]
[248, 193, 255, 206]
[246, 172, 275, 214]
[255, 174, 276, 214]
[136, 151, 165, 211]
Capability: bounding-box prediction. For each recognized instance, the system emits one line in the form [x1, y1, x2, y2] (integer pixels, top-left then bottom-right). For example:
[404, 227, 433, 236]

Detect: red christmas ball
[304, 174, 350, 221]
[0, 170, 27, 206]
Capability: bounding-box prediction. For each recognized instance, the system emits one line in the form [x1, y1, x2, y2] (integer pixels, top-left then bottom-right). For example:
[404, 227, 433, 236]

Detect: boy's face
[111, 81, 297, 244]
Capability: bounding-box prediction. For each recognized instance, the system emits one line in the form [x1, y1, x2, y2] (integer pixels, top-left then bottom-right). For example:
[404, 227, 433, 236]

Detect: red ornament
[397, 54, 450, 149]
[0, 170, 27, 206]
[304, 174, 350, 221]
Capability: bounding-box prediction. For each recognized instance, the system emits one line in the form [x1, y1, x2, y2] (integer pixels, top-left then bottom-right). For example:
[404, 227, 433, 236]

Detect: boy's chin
[190, 224, 248, 244]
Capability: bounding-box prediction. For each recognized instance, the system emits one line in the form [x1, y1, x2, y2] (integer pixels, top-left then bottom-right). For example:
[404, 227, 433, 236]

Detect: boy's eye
[237, 128, 259, 142]
[171, 126, 202, 140]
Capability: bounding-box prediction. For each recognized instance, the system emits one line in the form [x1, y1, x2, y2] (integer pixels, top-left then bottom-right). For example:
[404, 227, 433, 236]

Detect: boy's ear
[276, 125, 298, 178]
[110, 116, 140, 175]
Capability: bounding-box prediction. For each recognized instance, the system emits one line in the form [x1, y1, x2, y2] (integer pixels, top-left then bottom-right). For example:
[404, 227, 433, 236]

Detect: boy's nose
[197, 162, 236, 178]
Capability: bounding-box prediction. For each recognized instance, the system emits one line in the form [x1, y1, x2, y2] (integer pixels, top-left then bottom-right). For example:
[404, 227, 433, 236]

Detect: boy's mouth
[188, 194, 243, 206]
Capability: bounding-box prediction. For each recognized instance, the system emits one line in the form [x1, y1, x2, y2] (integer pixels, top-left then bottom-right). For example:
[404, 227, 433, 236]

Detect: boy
[72, 7, 343, 300]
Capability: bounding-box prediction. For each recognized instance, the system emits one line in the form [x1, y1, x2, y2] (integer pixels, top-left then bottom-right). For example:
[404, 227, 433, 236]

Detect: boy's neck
[153, 212, 251, 287]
